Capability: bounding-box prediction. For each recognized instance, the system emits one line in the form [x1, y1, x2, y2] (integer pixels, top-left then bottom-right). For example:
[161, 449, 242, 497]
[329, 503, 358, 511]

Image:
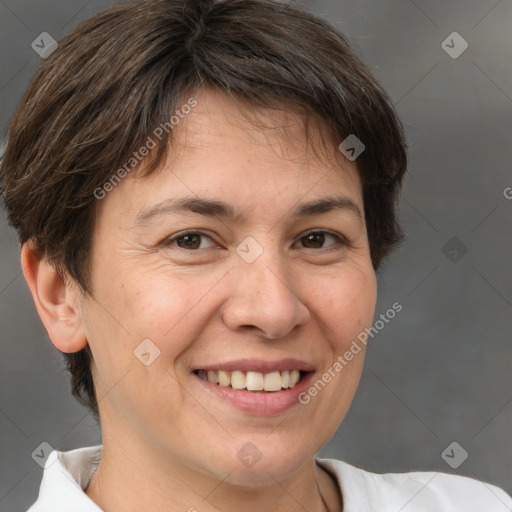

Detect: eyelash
[161, 230, 349, 252]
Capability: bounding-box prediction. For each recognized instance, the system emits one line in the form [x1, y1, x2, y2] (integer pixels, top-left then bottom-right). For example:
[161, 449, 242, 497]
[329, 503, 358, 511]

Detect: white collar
[27, 445, 512, 512]
[28, 445, 103, 511]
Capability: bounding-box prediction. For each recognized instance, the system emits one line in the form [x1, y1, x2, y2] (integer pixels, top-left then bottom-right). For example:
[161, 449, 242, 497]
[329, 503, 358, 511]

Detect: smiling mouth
[193, 369, 308, 392]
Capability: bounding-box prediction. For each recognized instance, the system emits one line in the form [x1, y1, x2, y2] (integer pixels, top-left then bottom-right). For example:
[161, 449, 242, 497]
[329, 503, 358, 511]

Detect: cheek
[290, 267, 376, 449]
[114, 268, 229, 358]
[310, 265, 377, 350]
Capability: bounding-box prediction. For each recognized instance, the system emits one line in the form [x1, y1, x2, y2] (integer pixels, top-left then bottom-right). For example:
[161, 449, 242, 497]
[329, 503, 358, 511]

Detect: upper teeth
[196, 369, 301, 392]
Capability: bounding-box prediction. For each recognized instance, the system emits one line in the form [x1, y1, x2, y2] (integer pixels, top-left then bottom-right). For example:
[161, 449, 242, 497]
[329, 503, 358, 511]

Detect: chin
[202, 434, 317, 487]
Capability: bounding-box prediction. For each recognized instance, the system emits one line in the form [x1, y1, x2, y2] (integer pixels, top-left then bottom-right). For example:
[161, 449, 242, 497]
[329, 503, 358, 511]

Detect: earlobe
[21, 241, 88, 353]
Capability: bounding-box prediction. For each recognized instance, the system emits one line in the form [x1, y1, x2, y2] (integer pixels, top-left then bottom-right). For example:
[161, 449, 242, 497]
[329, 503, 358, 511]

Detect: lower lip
[191, 372, 315, 415]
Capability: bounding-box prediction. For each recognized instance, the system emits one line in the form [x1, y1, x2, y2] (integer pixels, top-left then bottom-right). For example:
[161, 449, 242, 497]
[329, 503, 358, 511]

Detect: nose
[221, 250, 310, 339]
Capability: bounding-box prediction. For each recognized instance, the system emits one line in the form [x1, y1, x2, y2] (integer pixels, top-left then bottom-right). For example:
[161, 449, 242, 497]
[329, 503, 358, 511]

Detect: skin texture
[22, 87, 377, 512]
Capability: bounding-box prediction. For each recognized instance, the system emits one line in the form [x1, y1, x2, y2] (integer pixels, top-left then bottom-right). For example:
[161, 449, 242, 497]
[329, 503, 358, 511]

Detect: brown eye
[297, 231, 346, 250]
[163, 232, 216, 250]
[301, 232, 325, 248]
[176, 234, 202, 249]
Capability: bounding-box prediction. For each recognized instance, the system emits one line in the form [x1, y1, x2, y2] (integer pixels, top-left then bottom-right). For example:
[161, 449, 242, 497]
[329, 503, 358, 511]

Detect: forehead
[96, 87, 363, 225]
[172, 88, 347, 169]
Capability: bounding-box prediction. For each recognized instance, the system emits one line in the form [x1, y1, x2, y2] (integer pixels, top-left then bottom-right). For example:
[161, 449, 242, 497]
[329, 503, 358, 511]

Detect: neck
[84, 436, 340, 512]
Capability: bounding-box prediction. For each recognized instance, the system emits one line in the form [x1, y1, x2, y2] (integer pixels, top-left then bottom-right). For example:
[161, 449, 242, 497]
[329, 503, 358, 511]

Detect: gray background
[1, 0, 511, 510]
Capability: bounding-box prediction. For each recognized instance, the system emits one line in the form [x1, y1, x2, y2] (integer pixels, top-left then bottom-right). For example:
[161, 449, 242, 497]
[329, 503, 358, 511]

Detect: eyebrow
[133, 195, 363, 226]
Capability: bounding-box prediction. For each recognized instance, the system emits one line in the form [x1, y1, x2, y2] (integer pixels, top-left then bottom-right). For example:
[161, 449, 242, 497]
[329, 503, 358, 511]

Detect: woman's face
[81, 88, 377, 484]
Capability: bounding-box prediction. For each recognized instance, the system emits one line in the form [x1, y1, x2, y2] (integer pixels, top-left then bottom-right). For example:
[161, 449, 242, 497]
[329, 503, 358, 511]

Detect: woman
[1, 0, 510, 510]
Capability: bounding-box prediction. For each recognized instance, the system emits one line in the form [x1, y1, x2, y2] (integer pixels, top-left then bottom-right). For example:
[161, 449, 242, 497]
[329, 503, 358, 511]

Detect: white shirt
[27, 445, 512, 511]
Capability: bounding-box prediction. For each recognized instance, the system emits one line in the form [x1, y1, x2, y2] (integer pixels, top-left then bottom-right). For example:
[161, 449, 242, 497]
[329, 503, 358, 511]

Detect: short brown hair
[0, 0, 407, 420]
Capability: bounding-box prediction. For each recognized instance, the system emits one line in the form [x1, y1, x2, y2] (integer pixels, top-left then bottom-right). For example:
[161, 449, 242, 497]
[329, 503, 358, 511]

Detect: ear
[21, 241, 88, 353]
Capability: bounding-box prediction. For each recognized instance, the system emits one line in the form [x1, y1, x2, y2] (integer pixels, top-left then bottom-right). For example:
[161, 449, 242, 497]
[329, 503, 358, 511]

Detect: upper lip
[192, 358, 315, 373]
